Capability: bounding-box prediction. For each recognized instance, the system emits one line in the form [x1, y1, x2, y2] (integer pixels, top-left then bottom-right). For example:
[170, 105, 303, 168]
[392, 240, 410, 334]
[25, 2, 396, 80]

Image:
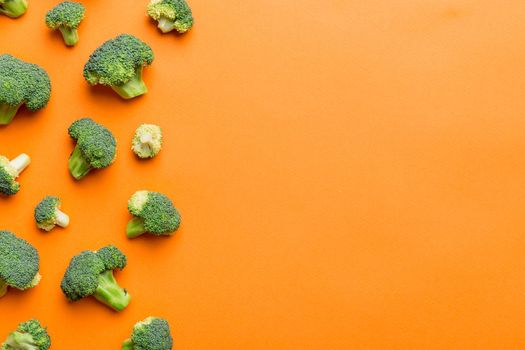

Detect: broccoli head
[45, 1, 86, 46]
[1, 319, 51, 350]
[68, 118, 117, 180]
[0, 0, 27, 18]
[83, 34, 154, 99]
[60, 245, 131, 311]
[0, 154, 30, 196]
[132, 124, 162, 159]
[147, 0, 193, 34]
[34, 196, 70, 231]
[122, 317, 173, 350]
[126, 191, 181, 238]
[0, 231, 40, 298]
[0, 55, 51, 125]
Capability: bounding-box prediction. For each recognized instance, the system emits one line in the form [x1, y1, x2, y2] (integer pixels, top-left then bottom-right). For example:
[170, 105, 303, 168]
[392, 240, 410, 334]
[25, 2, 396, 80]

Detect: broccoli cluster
[147, 0, 193, 34]
[132, 124, 163, 159]
[45, 1, 86, 46]
[0, 55, 51, 125]
[1, 319, 51, 350]
[0, 231, 40, 298]
[127, 191, 181, 238]
[0, 154, 30, 195]
[68, 118, 117, 180]
[83, 34, 154, 99]
[34, 196, 70, 232]
[60, 245, 131, 311]
[0, 0, 27, 18]
[122, 317, 173, 350]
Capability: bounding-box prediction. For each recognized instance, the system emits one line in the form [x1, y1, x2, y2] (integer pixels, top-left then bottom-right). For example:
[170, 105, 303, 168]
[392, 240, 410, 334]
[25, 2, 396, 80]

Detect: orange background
[2, 0, 525, 348]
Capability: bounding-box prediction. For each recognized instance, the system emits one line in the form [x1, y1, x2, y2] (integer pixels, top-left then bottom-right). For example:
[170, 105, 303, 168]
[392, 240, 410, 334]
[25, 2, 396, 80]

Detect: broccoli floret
[0, 0, 27, 18]
[122, 317, 173, 350]
[45, 1, 86, 46]
[67, 118, 117, 180]
[0, 55, 51, 125]
[0, 154, 30, 196]
[132, 124, 162, 159]
[147, 0, 193, 34]
[34, 196, 70, 231]
[1, 319, 51, 350]
[83, 34, 154, 99]
[60, 245, 131, 311]
[126, 191, 181, 238]
[0, 231, 40, 298]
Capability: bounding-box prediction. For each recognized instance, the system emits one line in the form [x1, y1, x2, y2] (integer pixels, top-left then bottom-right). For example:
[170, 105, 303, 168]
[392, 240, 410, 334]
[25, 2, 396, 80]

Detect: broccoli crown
[60, 245, 126, 301]
[131, 317, 173, 350]
[128, 191, 181, 234]
[147, 0, 193, 33]
[132, 124, 163, 158]
[0, 54, 51, 111]
[0, 231, 39, 290]
[34, 196, 60, 227]
[83, 34, 154, 87]
[68, 118, 117, 168]
[0, 156, 19, 195]
[45, 1, 85, 29]
[2, 319, 51, 350]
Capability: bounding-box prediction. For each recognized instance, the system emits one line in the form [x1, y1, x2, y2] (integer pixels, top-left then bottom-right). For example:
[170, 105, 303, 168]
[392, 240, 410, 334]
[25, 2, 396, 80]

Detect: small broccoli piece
[34, 196, 70, 232]
[132, 124, 162, 159]
[0, 154, 30, 196]
[83, 34, 154, 99]
[60, 245, 131, 311]
[122, 317, 173, 350]
[0, 231, 40, 298]
[2, 319, 51, 350]
[0, 55, 51, 125]
[0, 0, 27, 18]
[126, 191, 181, 238]
[67, 118, 117, 180]
[147, 0, 193, 34]
[45, 1, 85, 46]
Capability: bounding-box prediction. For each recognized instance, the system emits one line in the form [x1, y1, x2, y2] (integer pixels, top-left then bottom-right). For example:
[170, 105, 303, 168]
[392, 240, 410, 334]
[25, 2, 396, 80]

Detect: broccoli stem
[68, 145, 92, 180]
[94, 270, 131, 311]
[9, 153, 30, 175]
[58, 27, 79, 46]
[0, 0, 28, 18]
[126, 217, 147, 238]
[111, 67, 148, 99]
[4, 332, 34, 348]
[0, 279, 7, 298]
[0, 103, 22, 125]
[121, 339, 134, 350]
[55, 209, 70, 228]
[157, 16, 176, 33]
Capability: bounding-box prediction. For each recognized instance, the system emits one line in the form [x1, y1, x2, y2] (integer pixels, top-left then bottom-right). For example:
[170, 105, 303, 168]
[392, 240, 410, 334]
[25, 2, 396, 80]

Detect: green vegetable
[60, 245, 131, 311]
[0, 55, 51, 125]
[83, 34, 154, 99]
[132, 124, 162, 159]
[1, 319, 51, 350]
[147, 0, 193, 34]
[122, 317, 173, 350]
[68, 118, 117, 180]
[0, 0, 28, 18]
[34, 196, 70, 231]
[45, 1, 86, 46]
[126, 191, 181, 238]
[0, 154, 30, 196]
[0, 231, 40, 298]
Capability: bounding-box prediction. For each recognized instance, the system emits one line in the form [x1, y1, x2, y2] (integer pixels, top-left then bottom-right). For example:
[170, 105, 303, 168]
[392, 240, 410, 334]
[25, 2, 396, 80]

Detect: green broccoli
[0, 231, 41, 298]
[132, 124, 162, 159]
[83, 34, 154, 99]
[147, 0, 193, 34]
[1, 319, 51, 350]
[0, 0, 27, 18]
[45, 1, 86, 46]
[60, 245, 131, 311]
[0, 54, 51, 125]
[0, 154, 30, 196]
[68, 118, 117, 180]
[126, 191, 181, 238]
[34, 196, 70, 231]
[122, 317, 173, 350]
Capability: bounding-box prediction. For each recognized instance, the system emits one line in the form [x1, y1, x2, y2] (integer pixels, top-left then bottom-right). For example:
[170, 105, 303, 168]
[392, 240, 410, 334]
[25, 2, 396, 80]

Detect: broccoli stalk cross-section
[132, 124, 163, 158]
[2, 319, 51, 350]
[0, 0, 28, 18]
[45, 1, 86, 46]
[0, 154, 30, 196]
[122, 317, 173, 350]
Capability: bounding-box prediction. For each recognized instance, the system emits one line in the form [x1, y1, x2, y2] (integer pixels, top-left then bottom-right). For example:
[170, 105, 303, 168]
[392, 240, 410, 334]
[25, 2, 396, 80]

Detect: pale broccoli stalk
[0, 153, 30, 196]
[132, 124, 162, 158]
[2, 319, 51, 350]
[0, 0, 28, 18]
[147, 0, 193, 34]
[34, 196, 70, 231]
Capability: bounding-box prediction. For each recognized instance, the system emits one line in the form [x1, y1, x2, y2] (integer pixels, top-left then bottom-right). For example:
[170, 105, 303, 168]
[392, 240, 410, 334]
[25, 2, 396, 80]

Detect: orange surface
[3, 0, 525, 348]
